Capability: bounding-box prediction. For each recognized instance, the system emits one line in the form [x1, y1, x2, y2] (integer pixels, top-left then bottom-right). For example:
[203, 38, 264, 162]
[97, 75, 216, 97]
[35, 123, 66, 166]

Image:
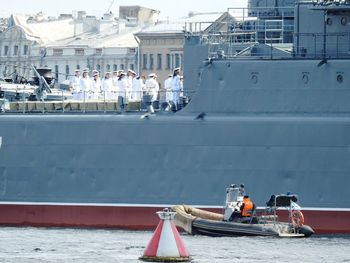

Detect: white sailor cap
[105, 71, 111, 75]
[83, 68, 89, 73]
[149, 73, 157, 78]
[120, 71, 126, 76]
[128, 69, 136, 75]
[173, 67, 181, 73]
[93, 71, 100, 77]
[74, 69, 80, 72]
[168, 74, 172, 77]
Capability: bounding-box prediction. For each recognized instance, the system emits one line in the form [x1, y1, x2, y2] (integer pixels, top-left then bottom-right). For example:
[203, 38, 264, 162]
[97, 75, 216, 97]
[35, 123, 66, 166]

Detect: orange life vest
[241, 197, 253, 217]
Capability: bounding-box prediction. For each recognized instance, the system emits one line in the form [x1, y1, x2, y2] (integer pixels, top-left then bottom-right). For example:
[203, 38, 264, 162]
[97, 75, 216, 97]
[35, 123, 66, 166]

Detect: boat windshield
[226, 187, 244, 203]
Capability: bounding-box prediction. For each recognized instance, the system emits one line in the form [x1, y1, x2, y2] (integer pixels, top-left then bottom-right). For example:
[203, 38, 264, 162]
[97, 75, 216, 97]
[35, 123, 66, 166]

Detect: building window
[4, 46, 9, 56]
[157, 54, 162, 70]
[95, 48, 102, 55]
[120, 64, 125, 70]
[96, 64, 101, 71]
[55, 65, 59, 81]
[175, 54, 180, 68]
[181, 54, 184, 68]
[53, 49, 63, 56]
[65, 65, 69, 79]
[142, 54, 147, 70]
[76, 64, 80, 70]
[106, 64, 111, 71]
[113, 64, 118, 71]
[166, 54, 170, 69]
[128, 48, 136, 54]
[23, 45, 29, 55]
[75, 48, 85, 56]
[13, 45, 19, 56]
[149, 54, 154, 70]
[129, 64, 134, 71]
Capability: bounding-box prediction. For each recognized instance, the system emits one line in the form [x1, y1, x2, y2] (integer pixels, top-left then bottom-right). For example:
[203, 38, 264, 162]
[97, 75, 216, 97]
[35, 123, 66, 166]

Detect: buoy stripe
[156, 220, 180, 257]
[171, 221, 189, 257]
[143, 220, 164, 257]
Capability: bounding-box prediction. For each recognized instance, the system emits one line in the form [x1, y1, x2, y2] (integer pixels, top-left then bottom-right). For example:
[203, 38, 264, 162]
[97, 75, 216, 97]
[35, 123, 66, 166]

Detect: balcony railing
[0, 90, 195, 114]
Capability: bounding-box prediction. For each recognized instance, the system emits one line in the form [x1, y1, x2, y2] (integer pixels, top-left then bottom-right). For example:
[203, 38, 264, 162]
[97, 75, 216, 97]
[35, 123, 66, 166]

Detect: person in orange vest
[240, 195, 255, 217]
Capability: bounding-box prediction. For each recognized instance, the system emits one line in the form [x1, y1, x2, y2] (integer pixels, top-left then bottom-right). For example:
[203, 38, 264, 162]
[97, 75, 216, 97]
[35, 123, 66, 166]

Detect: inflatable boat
[172, 185, 314, 238]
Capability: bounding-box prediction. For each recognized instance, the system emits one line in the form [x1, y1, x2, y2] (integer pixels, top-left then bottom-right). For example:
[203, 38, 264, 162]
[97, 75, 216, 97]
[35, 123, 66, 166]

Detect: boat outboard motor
[223, 184, 245, 221]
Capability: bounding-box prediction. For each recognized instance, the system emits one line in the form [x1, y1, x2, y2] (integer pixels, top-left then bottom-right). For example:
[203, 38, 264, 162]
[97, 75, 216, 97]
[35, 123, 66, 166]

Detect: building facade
[134, 12, 230, 84]
[0, 6, 158, 85]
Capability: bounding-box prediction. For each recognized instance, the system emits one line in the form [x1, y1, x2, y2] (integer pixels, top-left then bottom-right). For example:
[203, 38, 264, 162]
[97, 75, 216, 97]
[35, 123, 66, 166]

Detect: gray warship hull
[0, 111, 349, 233]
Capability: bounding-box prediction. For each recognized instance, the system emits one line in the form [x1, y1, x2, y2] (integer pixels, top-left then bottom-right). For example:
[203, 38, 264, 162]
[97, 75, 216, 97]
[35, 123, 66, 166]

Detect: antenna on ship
[106, 0, 115, 13]
[31, 65, 52, 100]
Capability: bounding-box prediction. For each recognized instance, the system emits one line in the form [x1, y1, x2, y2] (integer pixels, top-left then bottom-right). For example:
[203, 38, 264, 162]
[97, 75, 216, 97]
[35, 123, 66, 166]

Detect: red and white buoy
[140, 208, 191, 262]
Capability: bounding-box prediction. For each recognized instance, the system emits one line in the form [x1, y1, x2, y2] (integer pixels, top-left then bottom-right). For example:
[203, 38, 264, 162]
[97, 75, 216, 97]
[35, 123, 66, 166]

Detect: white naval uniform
[102, 78, 113, 100]
[92, 78, 102, 99]
[171, 75, 181, 104]
[118, 77, 129, 99]
[132, 77, 142, 101]
[79, 77, 92, 101]
[70, 75, 81, 100]
[112, 76, 119, 100]
[127, 76, 133, 100]
[164, 77, 172, 102]
[145, 78, 159, 101]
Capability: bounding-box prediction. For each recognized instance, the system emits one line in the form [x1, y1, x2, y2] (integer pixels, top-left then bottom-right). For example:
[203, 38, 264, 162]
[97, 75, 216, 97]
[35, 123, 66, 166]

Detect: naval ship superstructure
[0, 0, 350, 233]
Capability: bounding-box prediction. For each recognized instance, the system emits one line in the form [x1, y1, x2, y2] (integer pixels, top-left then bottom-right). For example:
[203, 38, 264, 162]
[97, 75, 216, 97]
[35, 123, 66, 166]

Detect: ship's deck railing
[185, 6, 295, 59]
[312, 0, 350, 6]
[0, 90, 195, 114]
[202, 31, 350, 60]
[185, 5, 350, 60]
[185, 8, 294, 34]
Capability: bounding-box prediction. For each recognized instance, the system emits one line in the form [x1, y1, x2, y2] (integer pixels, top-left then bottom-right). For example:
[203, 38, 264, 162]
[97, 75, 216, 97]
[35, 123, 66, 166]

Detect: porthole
[341, 17, 347, 26]
[337, 74, 343, 83]
[326, 17, 332, 26]
[302, 74, 309, 84]
[251, 74, 258, 84]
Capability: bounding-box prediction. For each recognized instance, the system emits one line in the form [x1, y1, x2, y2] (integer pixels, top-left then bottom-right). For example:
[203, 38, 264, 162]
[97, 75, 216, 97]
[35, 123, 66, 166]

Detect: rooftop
[12, 14, 75, 45]
[136, 12, 226, 35]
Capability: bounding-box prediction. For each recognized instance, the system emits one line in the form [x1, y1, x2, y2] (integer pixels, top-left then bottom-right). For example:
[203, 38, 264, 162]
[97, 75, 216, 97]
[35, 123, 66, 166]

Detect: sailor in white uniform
[70, 69, 81, 100]
[79, 69, 92, 101]
[91, 71, 102, 100]
[145, 73, 159, 101]
[127, 69, 140, 101]
[102, 72, 113, 100]
[180, 76, 184, 97]
[164, 74, 173, 103]
[132, 75, 143, 102]
[117, 72, 128, 99]
[171, 67, 181, 105]
[112, 71, 120, 100]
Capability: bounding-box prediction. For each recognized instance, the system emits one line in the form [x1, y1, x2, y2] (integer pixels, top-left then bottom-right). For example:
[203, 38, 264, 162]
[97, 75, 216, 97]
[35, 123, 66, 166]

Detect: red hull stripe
[0, 202, 349, 212]
[0, 203, 349, 234]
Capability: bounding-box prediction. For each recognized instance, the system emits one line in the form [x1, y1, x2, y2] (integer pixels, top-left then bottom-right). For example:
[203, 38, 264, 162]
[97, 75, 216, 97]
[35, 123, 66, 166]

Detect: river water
[0, 227, 349, 263]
